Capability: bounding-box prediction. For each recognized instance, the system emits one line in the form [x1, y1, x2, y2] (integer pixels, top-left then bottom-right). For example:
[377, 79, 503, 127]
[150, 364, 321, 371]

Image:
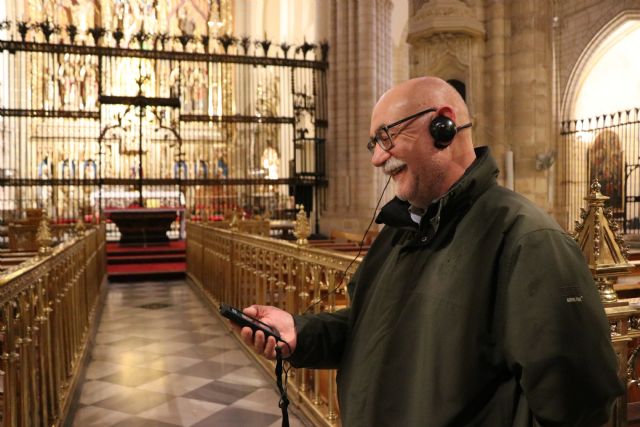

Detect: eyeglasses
[367, 107, 436, 154]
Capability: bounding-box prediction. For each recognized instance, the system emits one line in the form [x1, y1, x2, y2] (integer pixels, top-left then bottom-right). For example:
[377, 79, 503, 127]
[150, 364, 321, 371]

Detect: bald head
[372, 77, 471, 131]
[369, 77, 476, 208]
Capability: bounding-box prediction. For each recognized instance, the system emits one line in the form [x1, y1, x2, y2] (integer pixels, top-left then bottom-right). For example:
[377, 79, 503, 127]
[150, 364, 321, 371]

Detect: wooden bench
[299, 228, 379, 253]
[330, 229, 378, 245]
[207, 219, 271, 237]
[8, 223, 39, 251]
[309, 241, 371, 253]
[8, 222, 76, 251]
[0, 249, 37, 272]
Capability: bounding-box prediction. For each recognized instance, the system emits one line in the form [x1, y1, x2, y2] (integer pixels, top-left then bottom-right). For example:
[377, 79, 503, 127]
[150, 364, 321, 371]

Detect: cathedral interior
[1, 0, 640, 426]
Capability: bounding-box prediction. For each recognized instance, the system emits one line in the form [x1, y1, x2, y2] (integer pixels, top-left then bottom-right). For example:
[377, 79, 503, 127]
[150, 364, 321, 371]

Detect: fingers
[243, 305, 259, 317]
[235, 305, 292, 360]
[253, 330, 266, 354]
[240, 328, 277, 360]
[264, 336, 277, 359]
[239, 326, 254, 346]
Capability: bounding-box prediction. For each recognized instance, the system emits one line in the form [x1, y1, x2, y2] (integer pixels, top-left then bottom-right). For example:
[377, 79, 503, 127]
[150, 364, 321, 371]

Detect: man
[239, 77, 624, 426]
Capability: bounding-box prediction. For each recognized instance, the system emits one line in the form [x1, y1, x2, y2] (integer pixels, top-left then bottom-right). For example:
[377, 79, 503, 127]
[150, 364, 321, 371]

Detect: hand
[234, 305, 297, 360]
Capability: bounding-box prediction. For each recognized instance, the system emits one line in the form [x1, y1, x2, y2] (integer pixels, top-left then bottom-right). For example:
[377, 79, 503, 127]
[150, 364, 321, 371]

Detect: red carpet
[107, 240, 186, 278]
[106, 240, 186, 253]
[107, 262, 186, 275]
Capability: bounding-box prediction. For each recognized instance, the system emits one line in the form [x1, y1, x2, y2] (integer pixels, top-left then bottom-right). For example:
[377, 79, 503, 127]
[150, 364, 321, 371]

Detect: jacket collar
[375, 146, 498, 232]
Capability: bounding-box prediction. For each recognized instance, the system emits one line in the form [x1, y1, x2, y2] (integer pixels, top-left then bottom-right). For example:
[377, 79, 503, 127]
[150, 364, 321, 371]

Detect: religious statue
[261, 143, 280, 180]
[169, 67, 181, 100]
[114, 0, 126, 31]
[78, 56, 97, 110]
[195, 159, 209, 179]
[188, 66, 207, 112]
[45, 64, 56, 109]
[142, 0, 158, 34]
[174, 160, 188, 179]
[216, 154, 228, 178]
[37, 155, 52, 209]
[81, 159, 97, 180]
[177, 8, 196, 36]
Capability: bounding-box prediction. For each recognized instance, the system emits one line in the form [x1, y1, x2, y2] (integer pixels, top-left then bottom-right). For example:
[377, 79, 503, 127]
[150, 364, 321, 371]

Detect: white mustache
[383, 157, 407, 175]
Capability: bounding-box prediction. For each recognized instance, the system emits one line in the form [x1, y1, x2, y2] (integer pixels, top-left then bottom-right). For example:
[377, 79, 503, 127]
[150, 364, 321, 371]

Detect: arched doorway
[561, 13, 640, 233]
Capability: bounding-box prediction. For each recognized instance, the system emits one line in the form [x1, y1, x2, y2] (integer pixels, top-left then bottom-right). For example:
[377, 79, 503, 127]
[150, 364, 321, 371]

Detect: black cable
[248, 174, 393, 425]
[275, 340, 293, 427]
[303, 175, 392, 313]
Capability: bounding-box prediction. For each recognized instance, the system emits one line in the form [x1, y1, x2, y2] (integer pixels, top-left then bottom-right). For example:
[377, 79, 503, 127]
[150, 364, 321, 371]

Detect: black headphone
[429, 115, 473, 149]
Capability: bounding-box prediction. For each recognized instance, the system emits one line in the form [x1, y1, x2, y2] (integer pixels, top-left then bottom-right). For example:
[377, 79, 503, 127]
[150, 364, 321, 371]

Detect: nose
[371, 144, 392, 167]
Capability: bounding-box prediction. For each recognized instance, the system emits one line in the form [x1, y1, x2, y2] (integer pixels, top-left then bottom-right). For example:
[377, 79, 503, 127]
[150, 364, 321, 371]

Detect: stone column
[320, 0, 394, 235]
[507, 0, 554, 210]
[485, 0, 508, 187]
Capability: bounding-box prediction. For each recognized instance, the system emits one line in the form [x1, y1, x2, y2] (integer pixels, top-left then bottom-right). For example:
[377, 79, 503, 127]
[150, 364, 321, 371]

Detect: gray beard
[383, 157, 406, 175]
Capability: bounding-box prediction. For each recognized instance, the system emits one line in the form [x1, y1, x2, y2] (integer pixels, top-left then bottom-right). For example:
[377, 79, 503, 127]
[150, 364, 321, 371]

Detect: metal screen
[561, 108, 640, 234]
[0, 21, 327, 241]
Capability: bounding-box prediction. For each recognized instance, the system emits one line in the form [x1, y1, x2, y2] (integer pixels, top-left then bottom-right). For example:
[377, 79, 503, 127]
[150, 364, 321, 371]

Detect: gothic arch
[561, 11, 640, 120]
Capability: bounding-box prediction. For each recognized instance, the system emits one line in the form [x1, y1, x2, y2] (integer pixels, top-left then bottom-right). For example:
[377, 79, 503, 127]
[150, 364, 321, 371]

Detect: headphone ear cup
[430, 115, 457, 149]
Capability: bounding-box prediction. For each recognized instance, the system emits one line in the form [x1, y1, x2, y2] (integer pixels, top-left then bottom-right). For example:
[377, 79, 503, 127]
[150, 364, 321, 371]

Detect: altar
[104, 208, 184, 245]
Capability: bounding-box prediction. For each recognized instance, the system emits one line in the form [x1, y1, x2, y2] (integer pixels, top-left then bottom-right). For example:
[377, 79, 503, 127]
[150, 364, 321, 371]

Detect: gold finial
[230, 209, 239, 231]
[294, 204, 310, 245]
[75, 215, 86, 235]
[586, 178, 610, 206]
[574, 178, 632, 304]
[37, 209, 53, 256]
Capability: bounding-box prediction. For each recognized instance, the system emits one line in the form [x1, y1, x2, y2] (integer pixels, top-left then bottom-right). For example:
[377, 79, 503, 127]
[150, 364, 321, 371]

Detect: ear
[435, 106, 456, 123]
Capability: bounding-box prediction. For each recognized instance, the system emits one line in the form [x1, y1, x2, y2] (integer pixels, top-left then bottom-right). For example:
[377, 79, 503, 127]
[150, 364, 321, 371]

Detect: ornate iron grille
[561, 108, 640, 234]
[0, 21, 328, 241]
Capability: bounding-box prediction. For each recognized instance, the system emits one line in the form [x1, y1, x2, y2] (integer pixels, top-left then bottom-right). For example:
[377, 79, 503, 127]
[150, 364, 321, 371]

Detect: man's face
[369, 103, 446, 209]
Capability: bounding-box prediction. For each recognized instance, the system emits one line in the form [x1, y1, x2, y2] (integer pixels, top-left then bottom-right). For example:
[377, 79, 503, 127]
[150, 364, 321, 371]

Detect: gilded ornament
[573, 178, 632, 303]
[294, 205, 310, 246]
[37, 210, 53, 256]
[230, 210, 239, 231]
[74, 216, 86, 236]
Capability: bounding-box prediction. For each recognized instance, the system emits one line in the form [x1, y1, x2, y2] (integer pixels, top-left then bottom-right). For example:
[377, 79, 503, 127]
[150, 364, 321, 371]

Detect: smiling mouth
[387, 164, 406, 177]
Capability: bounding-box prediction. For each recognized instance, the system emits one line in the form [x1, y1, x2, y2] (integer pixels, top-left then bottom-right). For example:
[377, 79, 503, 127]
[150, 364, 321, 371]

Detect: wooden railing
[0, 225, 106, 427]
[186, 221, 360, 426]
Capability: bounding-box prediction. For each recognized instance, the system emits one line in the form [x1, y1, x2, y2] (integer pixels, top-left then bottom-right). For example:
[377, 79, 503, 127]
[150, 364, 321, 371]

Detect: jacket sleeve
[287, 308, 351, 369]
[501, 229, 624, 427]
[286, 260, 367, 369]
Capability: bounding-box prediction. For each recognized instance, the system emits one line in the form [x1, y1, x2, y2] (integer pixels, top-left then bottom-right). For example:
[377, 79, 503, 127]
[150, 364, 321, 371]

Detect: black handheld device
[219, 303, 282, 341]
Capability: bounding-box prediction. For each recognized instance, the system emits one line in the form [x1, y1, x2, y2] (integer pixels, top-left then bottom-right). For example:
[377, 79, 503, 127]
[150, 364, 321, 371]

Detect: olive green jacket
[290, 147, 623, 426]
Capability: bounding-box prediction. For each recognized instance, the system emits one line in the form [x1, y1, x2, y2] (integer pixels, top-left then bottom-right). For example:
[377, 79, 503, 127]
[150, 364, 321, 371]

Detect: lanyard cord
[275, 343, 291, 427]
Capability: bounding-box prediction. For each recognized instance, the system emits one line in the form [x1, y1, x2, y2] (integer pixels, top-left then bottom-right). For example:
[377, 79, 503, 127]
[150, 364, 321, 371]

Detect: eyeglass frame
[367, 107, 437, 154]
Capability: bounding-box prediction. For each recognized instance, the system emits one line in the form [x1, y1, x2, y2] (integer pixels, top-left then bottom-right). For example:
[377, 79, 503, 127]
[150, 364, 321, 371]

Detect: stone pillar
[392, 0, 410, 85]
[320, 0, 394, 235]
[485, 0, 508, 187]
[508, 0, 554, 210]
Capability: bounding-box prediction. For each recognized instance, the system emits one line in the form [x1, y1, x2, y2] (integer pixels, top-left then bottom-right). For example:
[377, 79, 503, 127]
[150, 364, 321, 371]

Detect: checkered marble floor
[68, 279, 311, 427]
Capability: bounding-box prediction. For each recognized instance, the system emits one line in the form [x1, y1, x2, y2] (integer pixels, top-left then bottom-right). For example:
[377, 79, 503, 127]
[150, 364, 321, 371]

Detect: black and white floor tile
[68, 279, 310, 427]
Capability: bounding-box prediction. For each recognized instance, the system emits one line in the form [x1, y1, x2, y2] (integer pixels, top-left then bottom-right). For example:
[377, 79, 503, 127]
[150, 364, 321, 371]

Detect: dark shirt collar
[375, 146, 498, 231]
